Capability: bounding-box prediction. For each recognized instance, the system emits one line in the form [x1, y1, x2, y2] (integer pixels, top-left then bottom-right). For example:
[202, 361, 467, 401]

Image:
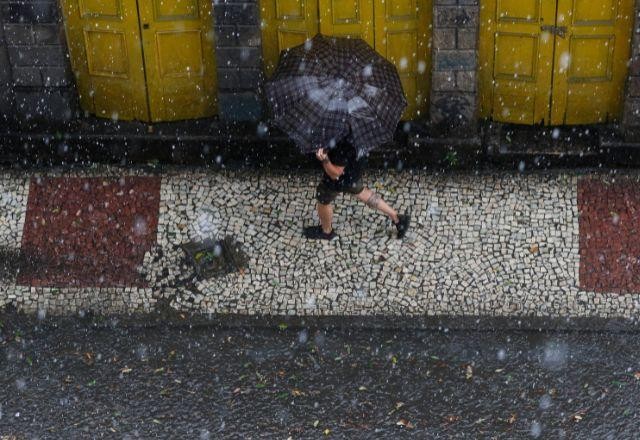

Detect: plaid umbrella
[265, 33, 407, 158]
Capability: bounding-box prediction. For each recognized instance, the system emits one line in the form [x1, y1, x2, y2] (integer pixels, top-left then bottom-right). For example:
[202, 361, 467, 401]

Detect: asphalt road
[1, 312, 639, 439]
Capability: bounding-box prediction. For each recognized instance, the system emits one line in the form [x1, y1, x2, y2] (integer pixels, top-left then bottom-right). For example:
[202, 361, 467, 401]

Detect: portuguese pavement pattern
[1, 165, 639, 318]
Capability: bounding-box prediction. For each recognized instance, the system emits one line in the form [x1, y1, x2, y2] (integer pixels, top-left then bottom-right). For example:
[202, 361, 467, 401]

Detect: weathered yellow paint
[374, 0, 431, 119]
[261, 0, 319, 76]
[262, 0, 432, 119]
[138, 0, 218, 121]
[61, 0, 217, 122]
[480, 0, 633, 125]
[479, 0, 556, 125]
[318, 0, 374, 46]
[60, 0, 150, 120]
[551, 0, 633, 125]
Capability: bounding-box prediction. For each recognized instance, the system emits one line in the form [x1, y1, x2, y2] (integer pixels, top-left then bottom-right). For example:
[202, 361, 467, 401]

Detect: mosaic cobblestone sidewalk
[1, 165, 639, 320]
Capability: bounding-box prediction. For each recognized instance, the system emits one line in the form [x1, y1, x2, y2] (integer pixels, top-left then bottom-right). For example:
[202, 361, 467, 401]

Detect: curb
[3, 307, 639, 334]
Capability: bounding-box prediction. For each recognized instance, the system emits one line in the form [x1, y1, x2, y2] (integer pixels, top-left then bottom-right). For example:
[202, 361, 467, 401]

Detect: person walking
[303, 136, 410, 241]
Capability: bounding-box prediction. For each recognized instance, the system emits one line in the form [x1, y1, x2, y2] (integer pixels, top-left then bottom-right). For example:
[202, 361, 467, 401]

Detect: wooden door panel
[319, 0, 374, 46]
[374, 0, 431, 119]
[139, 0, 218, 121]
[262, 0, 319, 76]
[552, 0, 632, 124]
[480, 0, 556, 125]
[60, 0, 149, 120]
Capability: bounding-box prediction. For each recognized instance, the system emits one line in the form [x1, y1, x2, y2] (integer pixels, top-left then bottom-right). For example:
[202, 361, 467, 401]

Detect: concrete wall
[0, 0, 77, 124]
[430, 0, 479, 133]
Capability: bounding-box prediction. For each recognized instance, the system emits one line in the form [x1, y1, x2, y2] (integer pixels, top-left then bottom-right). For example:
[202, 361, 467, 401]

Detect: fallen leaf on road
[397, 419, 415, 429]
[465, 365, 473, 380]
[120, 367, 132, 374]
[444, 415, 460, 424]
[313, 420, 319, 427]
[83, 352, 95, 366]
[291, 388, 304, 397]
[634, 371, 640, 380]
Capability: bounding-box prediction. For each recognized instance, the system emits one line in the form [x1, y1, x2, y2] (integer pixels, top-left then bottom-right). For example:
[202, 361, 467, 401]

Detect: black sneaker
[395, 214, 410, 239]
[304, 225, 337, 241]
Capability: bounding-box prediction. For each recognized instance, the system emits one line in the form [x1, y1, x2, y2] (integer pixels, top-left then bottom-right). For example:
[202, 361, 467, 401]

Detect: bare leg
[317, 202, 334, 234]
[356, 187, 399, 223]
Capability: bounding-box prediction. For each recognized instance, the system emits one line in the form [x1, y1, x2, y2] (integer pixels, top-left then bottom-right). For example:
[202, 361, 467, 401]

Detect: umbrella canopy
[265, 34, 407, 158]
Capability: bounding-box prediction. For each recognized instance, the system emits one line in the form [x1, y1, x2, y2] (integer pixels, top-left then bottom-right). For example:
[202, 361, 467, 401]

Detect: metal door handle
[541, 25, 567, 38]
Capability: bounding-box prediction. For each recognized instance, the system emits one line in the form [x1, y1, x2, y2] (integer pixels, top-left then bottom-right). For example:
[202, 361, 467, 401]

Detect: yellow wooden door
[374, 0, 431, 119]
[551, 0, 633, 125]
[138, 0, 218, 122]
[261, 0, 320, 76]
[318, 0, 374, 46]
[481, 0, 633, 125]
[479, 0, 557, 125]
[60, 0, 150, 121]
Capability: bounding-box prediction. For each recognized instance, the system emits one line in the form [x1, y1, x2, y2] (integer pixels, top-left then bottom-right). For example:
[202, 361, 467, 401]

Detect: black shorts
[316, 175, 365, 205]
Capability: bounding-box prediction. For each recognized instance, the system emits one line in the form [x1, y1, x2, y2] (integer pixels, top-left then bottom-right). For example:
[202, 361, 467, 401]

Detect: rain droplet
[612, 213, 620, 226]
[132, 215, 148, 236]
[15, 379, 26, 391]
[539, 394, 552, 410]
[257, 122, 268, 137]
[530, 421, 542, 438]
[518, 161, 526, 173]
[304, 39, 313, 51]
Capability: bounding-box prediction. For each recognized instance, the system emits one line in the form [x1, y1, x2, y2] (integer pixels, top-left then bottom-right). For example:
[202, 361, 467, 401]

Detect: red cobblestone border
[17, 176, 161, 288]
[578, 178, 640, 294]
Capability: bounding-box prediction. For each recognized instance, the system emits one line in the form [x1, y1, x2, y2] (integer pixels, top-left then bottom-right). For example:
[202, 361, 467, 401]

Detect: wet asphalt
[1, 313, 639, 439]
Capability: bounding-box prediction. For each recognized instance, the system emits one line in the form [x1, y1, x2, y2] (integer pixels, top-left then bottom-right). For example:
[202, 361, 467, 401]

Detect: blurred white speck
[497, 349, 506, 361]
[298, 329, 308, 344]
[15, 379, 26, 391]
[518, 161, 526, 173]
[37, 309, 46, 320]
[530, 421, 542, 438]
[257, 122, 269, 137]
[304, 39, 313, 51]
[552, 128, 561, 139]
[539, 394, 552, 410]
[612, 213, 620, 226]
[132, 215, 148, 236]
[542, 340, 568, 370]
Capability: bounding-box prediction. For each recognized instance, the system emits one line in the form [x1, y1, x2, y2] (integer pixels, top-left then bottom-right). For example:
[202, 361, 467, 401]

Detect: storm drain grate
[182, 236, 249, 279]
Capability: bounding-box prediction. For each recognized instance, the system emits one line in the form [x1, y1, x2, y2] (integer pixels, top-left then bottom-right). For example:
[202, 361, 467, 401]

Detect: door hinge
[541, 25, 567, 38]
